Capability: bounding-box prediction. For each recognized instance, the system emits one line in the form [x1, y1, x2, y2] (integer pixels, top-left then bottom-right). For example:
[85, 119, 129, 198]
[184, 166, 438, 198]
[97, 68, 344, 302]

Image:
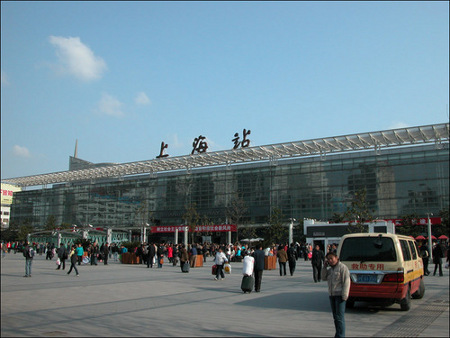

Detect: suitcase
[182, 261, 190, 273]
[241, 275, 254, 293]
[212, 264, 217, 275]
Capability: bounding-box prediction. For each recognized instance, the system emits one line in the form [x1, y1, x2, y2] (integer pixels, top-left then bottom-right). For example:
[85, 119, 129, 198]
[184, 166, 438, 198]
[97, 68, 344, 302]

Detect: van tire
[400, 287, 411, 311]
[412, 279, 425, 299]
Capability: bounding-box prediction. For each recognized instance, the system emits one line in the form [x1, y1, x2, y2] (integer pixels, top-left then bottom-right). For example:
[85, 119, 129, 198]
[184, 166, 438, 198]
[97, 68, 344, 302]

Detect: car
[337, 233, 425, 311]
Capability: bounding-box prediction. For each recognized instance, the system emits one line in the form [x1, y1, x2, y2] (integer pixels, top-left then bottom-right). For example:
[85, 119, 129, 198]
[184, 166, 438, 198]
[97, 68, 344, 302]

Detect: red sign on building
[151, 224, 237, 233]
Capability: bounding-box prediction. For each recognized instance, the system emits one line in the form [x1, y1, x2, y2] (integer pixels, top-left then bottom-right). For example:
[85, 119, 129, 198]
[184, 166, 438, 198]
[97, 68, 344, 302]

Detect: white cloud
[96, 93, 125, 117]
[12, 145, 31, 158]
[1, 70, 9, 86]
[169, 134, 184, 149]
[389, 122, 410, 130]
[49, 36, 107, 81]
[135, 92, 151, 106]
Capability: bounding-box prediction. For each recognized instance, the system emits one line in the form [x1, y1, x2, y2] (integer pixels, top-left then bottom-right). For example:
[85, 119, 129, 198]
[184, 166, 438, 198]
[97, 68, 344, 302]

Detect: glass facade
[10, 143, 449, 229]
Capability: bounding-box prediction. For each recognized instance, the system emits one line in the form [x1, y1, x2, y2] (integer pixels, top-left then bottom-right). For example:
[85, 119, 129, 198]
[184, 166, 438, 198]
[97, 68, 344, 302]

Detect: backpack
[23, 247, 35, 258]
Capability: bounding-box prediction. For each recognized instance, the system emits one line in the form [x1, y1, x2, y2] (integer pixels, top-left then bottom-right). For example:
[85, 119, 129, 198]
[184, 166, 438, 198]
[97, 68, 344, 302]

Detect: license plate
[357, 274, 378, 283]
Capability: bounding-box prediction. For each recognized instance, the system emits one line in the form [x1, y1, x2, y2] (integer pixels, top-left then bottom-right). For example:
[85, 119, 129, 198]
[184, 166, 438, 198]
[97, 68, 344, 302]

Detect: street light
[427, 213, 433, 261]
[289, 218, 296, 245]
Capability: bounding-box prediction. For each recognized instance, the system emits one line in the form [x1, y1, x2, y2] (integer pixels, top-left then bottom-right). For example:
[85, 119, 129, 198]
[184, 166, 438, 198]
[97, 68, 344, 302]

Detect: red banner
[151, 224, 237, 233]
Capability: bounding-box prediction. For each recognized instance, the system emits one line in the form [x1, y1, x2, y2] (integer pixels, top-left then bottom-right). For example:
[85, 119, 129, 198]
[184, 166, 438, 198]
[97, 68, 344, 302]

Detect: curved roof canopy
[3, 123, 449, 187]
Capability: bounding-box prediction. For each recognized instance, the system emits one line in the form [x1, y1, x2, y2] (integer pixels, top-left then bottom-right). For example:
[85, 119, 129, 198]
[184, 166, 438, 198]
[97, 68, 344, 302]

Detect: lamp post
[427, 213, 433, 261]
[184, 226, 189, 247]
[289, 218, 296, 245]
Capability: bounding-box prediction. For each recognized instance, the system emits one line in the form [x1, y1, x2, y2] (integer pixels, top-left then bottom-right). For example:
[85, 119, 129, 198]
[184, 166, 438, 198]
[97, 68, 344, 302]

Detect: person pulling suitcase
[241, 251, 255, 293]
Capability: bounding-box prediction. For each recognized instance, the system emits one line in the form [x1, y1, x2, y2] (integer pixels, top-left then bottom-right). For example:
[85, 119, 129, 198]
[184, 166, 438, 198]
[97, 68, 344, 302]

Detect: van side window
[400, 240, 412, 261]
[408, 241, 417, 260]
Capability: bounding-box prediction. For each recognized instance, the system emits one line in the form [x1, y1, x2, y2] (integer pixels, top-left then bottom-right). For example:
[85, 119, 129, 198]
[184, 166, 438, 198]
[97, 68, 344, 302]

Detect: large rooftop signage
[2, 123, 449, 187]
[156, 129, 251, 158]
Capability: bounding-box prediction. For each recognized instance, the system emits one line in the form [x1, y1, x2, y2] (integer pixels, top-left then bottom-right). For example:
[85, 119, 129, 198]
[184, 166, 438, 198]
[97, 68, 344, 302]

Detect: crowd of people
[3, 237, 448, 338]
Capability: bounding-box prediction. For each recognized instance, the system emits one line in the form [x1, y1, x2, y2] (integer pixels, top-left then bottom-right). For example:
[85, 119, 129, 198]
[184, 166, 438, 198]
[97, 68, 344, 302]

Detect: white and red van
[337, 233, 425, 311]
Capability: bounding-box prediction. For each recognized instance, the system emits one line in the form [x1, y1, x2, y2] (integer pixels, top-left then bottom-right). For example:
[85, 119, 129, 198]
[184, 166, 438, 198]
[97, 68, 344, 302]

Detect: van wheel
[400, 287, 411, 311]
[412, 279, 425, 299]
[346, 298, 355, 309]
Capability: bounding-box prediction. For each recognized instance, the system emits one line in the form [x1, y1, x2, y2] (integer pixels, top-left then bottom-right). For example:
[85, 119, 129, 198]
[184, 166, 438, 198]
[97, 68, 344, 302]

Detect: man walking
[419, 242, 430, 276]
[56, 243, 68, 270]
[214, 247, 228, 280]
[287, 242, 298, 276]
[147, 243, 156, 268]
[102, 242, 110, 265]
[90, 242, 99, 266]
[252, 245, 265, 292]
[322, 252, 351, 338]
[311, 244, 325, 282]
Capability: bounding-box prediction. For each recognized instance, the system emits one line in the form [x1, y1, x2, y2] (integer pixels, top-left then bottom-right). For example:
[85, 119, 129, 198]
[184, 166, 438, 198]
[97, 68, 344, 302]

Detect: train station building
[2, 123, 449, 245]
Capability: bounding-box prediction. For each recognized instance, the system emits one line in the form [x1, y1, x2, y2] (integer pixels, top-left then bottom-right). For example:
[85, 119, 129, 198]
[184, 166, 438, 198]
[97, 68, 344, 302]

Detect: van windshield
[340, 237, 397, 262]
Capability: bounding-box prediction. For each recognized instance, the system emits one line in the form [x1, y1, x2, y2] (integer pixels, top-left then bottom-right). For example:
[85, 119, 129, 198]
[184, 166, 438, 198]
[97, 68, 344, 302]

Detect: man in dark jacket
[90, 242, 99, 266]
[311, 244, 325, 282]
[102, 243, 110, 265]
[252, 245, 265, 292]
[419, 242, 430, 276]
[287, 242, 298, 276]
[147, 243, 156, 268]
[157, 244, 165, 268]
[433, 242, 444, 276]
[56, 243, 68, 270]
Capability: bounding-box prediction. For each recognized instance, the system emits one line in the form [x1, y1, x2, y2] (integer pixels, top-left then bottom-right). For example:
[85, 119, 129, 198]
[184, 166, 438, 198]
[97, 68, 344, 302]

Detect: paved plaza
[1, 253, 449, 337]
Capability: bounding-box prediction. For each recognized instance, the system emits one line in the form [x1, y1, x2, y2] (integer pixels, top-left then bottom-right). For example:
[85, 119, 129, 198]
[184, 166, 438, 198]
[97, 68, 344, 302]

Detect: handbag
[56, 258, 61, 266]
[224, 263, 231, 274]
[160, 258, 164, 265]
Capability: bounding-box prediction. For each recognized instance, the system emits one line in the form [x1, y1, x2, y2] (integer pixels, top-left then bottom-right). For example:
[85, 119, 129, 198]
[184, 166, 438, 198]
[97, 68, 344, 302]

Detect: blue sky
[1, 1, 449, 179]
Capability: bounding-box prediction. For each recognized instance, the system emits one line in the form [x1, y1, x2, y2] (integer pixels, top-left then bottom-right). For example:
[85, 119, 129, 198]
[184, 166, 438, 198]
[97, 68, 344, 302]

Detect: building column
[184, 226, 188, 246]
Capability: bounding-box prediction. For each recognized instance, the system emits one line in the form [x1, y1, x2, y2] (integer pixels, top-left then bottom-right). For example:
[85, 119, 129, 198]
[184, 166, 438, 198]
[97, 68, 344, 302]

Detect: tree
[343, 188, 373, 233]
[396, 213, 421, 237]
[239, 226, 257, 242]
[330, 213, 344, 223]
[18, 225, 33, 241]
[44, 215, 57, 231]
[264, 207, 287, 246]
[436, 207, 449, 238]
[183, 203, 200, 244]
[226, 195, 248, 241]
[60, 223, 72, 230]
[1, 221, 19, 242]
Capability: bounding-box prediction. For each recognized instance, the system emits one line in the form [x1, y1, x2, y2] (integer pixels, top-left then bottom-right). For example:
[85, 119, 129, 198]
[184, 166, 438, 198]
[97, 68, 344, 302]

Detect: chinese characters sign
[156, 129, 251, 158]
[191, 135, 208, 154]
[351, 263, 385, 270]
[1, 184, 21, 205]
[232, 129, 251, 149]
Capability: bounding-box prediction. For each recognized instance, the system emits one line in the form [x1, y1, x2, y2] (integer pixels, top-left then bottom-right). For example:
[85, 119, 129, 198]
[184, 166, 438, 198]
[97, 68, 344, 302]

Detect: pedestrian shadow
[234, 291, 331, 312]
